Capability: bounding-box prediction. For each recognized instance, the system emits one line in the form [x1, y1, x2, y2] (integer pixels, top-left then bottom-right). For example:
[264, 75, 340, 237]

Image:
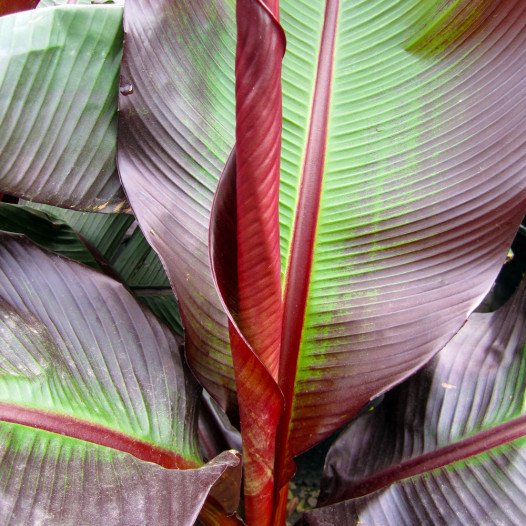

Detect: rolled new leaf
[0, 233, 241, 524]
[211, 154, 284, 526]
[234, 0, 284, 379]
[210, 0, 286, 522]
[303, 279, 526, 525]
[0, 6, 126, 211]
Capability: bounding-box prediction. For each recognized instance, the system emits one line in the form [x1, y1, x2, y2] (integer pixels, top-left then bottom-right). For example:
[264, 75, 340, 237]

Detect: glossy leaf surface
[303, 280, 526, 525]
[0, 5, 125, 211]
[0, 234, 242, 524]
[118, 0, 237, 412]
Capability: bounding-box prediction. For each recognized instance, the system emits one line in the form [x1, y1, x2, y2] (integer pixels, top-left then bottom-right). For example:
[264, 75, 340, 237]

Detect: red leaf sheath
[235, 0, 285, 380]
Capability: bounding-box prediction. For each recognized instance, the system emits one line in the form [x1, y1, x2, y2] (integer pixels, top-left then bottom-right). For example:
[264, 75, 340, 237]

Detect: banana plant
[1, 0, 526, 524]
[118, 0, 526, 523]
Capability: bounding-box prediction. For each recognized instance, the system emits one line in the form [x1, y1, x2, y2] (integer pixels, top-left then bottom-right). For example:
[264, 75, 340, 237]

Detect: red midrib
[0, 402, 199, 470]
[276, 0, 340, 480]
[325, 414, 526, 504]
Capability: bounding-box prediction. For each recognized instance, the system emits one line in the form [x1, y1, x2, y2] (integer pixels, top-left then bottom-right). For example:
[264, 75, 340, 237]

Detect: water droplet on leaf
[120, 83, 134, 96]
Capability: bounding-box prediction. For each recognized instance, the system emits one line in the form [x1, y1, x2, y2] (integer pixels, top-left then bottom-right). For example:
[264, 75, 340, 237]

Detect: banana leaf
[0, 5, 125, 211]
[0, 233, 242, 524]
[118, 0, 526, 522]
[8, 202, 184, 336]
[302, 278, 526, 525]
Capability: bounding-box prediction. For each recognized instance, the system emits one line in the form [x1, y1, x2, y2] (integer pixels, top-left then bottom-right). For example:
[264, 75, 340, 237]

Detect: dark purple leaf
[303, 279, 526, 525]
[118, 0, 237, 413]
[0, 424, 241, 526]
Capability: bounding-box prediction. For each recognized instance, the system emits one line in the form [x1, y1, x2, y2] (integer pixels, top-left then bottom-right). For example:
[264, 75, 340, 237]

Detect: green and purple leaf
[0, 5, 126, 211]
[302, 278, 526, 525]
[0, 424, 240, 526]
[276, 0, 526, 466]
[0, 234, 241, 524]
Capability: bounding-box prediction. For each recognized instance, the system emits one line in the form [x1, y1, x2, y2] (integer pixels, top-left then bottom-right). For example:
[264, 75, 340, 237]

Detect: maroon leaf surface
[234, 0, 284, 379]
[209, 1, 286, 522]
[118, 0, 237, 414]
[0, 425, 241, 526]
[302, 279, 526, 525]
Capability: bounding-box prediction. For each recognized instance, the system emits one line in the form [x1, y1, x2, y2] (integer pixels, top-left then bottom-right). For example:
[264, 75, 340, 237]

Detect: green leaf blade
[279, 0, 526, 459]
[0, 234, 199, 461]
[24, 202, 134, 261]
[0, 6, 125, 212]
[0, 203, 100, 268]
